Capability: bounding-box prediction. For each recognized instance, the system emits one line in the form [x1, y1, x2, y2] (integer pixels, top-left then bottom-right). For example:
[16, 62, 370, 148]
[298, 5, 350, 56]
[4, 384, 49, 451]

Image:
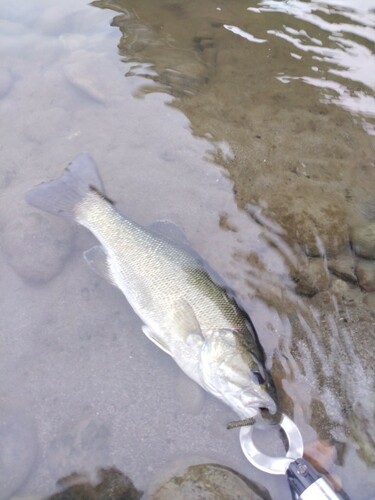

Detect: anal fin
[142, 325, 172, 356]
[83, 245, 113, 284]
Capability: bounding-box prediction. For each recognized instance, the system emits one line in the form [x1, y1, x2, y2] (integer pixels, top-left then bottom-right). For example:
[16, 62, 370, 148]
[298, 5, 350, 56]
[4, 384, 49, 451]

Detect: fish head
[201, 329, 278, 420]
[239, 360, 278, 418]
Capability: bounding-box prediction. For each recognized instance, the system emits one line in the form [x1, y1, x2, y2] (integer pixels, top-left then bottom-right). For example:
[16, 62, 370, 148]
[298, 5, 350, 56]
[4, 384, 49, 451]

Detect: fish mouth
[228, 400, 279, 429]
[241, 389, 278, 415]
[249, 395, 278, 419]
[258, 400, 282, 425]
[260, 398, 278, 415]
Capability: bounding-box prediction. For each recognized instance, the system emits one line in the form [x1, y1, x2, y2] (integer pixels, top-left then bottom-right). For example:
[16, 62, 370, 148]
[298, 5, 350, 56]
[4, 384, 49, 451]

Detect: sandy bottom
[0, 0, 374, 499]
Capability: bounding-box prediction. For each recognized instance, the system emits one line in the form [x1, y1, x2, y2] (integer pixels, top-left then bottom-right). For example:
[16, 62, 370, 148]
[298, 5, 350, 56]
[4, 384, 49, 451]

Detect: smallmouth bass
[26, 154, 278, 422]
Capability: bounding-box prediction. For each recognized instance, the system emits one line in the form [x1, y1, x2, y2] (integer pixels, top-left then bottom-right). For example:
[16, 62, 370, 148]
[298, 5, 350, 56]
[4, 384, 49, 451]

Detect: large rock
[147, 463, 271, 500]
[355, 260, 375, 292]
[47, 467, 142, 500]
[350, 223, 375, 259]
[291, 258, 330, 297]
[266, 190, 348, 257]
[328, 255, 357, 284]
[1, 212, 73, 284]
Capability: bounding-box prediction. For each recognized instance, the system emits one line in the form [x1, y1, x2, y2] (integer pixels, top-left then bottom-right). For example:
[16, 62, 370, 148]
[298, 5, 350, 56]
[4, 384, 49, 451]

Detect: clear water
[0, 0, 374, 498]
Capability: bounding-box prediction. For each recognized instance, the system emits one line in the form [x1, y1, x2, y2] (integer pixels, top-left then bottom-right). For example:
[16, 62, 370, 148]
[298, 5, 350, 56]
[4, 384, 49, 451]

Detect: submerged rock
[303, 440, 342, 492]
[47, 467, 142, 500]
[159, 61, 208, 96]
[64, 52, 119, 104]
[95, 467, 141, 499]
[350, 223, 375, 259]
[330, 278, 350, 298]
[147, 463, 271, 500]
[1, 212, 73, 284]
[291, 259, 330, 297]
[363, 292, 375, 310]
[355, 260, 375, 292]
[328, 255, 357, 284]
[265, 190, 348, 257]
[110, 12, 214, 97]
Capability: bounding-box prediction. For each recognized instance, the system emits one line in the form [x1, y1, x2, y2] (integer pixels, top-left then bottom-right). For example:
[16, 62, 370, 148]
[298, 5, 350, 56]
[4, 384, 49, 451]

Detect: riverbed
[0, 1, 374, 498]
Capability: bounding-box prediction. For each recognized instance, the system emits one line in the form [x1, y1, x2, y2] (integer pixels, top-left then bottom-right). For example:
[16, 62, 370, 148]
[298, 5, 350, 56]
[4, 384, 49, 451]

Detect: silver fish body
[26, 154, 278, 420]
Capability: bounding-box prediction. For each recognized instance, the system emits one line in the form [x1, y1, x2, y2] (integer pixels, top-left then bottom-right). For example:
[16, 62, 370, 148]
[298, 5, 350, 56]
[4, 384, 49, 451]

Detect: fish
[26, 154, 278, 422]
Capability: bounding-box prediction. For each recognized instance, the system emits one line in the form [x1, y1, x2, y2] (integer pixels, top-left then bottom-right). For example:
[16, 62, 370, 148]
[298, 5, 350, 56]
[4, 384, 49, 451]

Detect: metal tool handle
[287, 458, 347, 500]
[239, 414, 350, 499]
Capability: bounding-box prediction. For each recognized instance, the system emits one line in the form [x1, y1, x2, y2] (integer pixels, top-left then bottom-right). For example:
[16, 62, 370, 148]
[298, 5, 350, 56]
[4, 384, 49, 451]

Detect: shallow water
[0, 0, 375, 499]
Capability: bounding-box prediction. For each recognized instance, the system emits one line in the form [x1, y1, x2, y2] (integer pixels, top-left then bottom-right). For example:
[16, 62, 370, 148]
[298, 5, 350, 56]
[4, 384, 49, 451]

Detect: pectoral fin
[171, 299, 203, 341]
[142, 301, 204, 359]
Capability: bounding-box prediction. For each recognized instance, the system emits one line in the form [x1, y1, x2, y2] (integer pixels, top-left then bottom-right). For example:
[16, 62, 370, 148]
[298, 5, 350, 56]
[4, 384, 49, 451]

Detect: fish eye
[252, 371, 265, 385]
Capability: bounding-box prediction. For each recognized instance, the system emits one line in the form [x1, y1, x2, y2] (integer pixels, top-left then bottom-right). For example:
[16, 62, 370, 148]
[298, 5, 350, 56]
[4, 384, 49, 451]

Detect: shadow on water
[1, 0, 375, 499]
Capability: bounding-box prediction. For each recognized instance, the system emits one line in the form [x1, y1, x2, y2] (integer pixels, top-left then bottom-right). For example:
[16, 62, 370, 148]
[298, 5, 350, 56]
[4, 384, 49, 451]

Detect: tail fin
[25, 154, 104, 218]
